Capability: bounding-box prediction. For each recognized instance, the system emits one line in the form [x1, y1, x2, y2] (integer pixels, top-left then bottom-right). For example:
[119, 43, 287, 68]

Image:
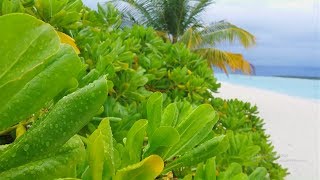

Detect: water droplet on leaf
[23, 144, 29, 151]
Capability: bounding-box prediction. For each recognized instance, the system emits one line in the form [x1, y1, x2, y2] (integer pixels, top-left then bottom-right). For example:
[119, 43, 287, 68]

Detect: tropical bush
[113, 0, 256, 74]
[0, 0, 287, 179]
[211, 98, 288, 179]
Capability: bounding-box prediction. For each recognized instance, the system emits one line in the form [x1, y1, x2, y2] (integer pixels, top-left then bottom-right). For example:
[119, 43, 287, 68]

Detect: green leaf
[0, 136, 85, 180]
[0, 13, 59, 86]
[146, 92, 163, 136]
[205, 157, 216, 180]
[248, 167, 268, 180]
[218, 163, 243, 180]
[144, 126, 180, 157]
[239, 146, 261, 159]
[0, 44, 82, 131]
[0, 77, 109, 172]
[114, 155, 164, 180]
[179, 120, 217, 156]
[183, 174, 193, 180]
[0, 14, 82, 131]
[1, 0, 24, 14]
[114, 143, 130, 170]
[125, 119, 148, 166]
[161, 103, 179, 127]
[79, 69, 101, 88]
[193, 157, 217, 180]
[34, 0, 83, 29]
[194, 163, 205, 180]
[87, 119, 115, 180]
[164, 135, 229, 173]
[164, 104, 217, 159]
[0, 144, 9, 155]
[231, 173, 248, 180]
[175, 101, 193, 127]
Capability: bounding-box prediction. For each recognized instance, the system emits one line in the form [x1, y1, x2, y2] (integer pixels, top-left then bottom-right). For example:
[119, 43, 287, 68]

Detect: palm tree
[112, 0, 256, 74]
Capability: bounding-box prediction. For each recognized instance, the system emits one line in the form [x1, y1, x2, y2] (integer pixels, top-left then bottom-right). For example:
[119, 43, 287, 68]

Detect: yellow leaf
[15, 123, 26, 139]
[57, 31, 80, 54]
[114, 155, 164, 180]
[177, 84, 186, 89]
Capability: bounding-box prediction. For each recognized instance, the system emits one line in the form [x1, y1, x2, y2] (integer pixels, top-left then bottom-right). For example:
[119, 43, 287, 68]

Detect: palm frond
[178, 27, 203, 49]
[112, 0, 162, 28]
[183, 0, 214, 30]
[197, 21, 256, 48]
[194, 48, 253, 74]
[162, 0, 189, 38]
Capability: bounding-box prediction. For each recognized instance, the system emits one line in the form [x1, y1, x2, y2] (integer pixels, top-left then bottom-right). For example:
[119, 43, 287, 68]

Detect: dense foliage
[0, 0, 287, 179]
[113, 0, 256, 74]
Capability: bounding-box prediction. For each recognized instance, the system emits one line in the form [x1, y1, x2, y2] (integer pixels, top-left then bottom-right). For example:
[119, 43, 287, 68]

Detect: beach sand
[213, 82, 320, 180]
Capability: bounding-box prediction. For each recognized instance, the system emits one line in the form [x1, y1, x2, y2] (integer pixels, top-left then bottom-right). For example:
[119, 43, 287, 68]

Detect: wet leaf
[114, 155, 164, 180]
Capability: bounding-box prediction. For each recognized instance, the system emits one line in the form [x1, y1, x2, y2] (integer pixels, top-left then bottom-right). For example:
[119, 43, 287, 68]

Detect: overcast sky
[83, 0, 320, 67]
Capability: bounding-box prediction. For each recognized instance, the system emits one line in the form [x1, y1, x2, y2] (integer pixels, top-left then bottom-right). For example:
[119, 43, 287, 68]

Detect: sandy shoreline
[213, 82, 320, 180]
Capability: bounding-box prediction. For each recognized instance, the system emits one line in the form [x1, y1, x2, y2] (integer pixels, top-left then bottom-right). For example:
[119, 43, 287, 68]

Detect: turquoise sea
[214, 73, 320, 100]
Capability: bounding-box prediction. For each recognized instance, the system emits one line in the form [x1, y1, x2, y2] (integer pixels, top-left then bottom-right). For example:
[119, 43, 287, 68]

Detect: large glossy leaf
[248, 167, 268, 180]
[0, 13, 59, 86]
[87, 119, 115, 180]
[0, 77, 109, 171]
[113, 155, 164, 180]
[0, 136, 85, 179]
[177, 120, 216, 156]
[161, 103, 179, 127]
[164, 135, 229, 173]
[175, 101, 193, 127]
[146, 92, 162, 136]
[0, 14, 82, 131]
[164, 104, 217, 159]
[0, 44, 82, 131]
[125, 119, 148, 165]
[205, 157, 216, 180]
[143, 126, 180, 157]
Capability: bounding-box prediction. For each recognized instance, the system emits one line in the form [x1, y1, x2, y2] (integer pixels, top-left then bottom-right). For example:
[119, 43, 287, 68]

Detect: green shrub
[0, 1, 287, 179]
[211, 98, 288, 179]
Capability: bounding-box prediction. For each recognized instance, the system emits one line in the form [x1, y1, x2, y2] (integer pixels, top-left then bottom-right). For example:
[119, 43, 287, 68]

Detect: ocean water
[214, 66, 320, 79]
[214, 73, 320, 100]
[253, 66, 320, 79]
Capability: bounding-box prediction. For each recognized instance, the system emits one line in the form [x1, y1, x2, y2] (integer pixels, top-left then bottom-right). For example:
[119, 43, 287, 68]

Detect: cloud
[82, 0, 106, 9]
[201, 0, 320, 67]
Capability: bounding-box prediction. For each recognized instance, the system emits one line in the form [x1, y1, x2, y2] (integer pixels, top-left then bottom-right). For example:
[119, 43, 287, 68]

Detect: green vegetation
[0, 0, 287, 179]
[113, 0, 256, 74]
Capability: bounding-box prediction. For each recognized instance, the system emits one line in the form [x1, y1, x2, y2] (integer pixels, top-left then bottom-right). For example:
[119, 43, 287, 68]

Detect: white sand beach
[214, 82, 320, 180]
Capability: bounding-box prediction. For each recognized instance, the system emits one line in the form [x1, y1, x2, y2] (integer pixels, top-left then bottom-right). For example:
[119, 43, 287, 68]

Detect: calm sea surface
[214, 66, 320, 100]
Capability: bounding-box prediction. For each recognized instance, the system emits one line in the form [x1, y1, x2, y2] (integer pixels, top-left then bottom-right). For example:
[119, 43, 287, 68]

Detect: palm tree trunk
[172, 35, 178, 43]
